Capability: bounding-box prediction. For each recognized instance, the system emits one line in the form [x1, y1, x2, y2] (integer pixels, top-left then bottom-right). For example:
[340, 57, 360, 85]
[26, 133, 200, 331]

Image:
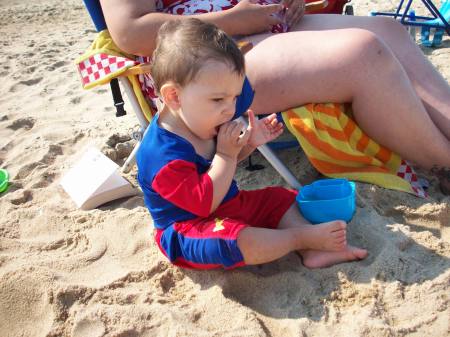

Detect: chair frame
[370, 0, 450, 35]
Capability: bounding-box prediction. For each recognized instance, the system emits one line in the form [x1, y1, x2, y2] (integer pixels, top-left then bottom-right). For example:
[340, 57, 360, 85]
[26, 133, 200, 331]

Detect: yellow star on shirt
[212, 218, 225, 232]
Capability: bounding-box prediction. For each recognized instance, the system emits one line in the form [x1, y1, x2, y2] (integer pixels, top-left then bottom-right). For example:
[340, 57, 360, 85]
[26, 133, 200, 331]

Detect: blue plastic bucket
[296, 179, 356, 224]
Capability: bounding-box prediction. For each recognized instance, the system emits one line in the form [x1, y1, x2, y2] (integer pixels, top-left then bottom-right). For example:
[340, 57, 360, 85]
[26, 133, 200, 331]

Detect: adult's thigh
[243, 27, 392, 113]
[293, 13, 407, 34]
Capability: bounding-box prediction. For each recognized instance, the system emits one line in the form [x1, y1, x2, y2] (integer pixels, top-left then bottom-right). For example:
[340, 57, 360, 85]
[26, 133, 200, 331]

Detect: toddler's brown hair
[151, 18, 245, 95]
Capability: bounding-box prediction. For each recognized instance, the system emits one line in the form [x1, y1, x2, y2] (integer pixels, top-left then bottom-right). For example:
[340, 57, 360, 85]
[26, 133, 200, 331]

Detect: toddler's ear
[160, 82, 181, 110]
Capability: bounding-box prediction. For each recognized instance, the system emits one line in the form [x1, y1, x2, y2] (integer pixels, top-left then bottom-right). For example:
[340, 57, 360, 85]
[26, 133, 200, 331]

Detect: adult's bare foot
[299, 245, 368, 269]
[296, 220, 347, 252]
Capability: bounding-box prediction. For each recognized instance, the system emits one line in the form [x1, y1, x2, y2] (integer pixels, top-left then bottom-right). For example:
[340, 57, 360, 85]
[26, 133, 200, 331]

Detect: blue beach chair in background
[370, 0, 450, 47]
[79, 0, 303, 189]
[420, 0, 450, 46]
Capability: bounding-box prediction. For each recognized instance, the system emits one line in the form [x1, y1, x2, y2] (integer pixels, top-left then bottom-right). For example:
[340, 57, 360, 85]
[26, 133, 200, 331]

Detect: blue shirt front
[137, 77, 255, 230]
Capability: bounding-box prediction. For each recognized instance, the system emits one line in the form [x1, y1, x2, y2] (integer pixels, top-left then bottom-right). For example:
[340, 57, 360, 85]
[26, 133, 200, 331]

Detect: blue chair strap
[83, 0, 107, 32]
[81, 1, 127, 117]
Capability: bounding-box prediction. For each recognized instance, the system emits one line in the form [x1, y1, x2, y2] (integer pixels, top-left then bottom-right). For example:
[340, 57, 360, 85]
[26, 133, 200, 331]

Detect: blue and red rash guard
[136, 77, 254, 230]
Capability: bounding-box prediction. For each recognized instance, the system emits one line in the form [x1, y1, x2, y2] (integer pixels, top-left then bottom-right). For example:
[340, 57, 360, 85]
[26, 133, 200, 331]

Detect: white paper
[60, 147, 119, 208]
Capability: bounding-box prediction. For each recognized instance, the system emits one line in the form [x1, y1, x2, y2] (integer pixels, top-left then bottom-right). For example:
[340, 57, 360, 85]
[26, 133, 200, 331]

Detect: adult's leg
[243, 28, 450, 169]
[290, 14, 450, 140]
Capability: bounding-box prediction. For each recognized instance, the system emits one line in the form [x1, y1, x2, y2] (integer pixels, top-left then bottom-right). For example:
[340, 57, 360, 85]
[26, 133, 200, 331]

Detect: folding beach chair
[78, 0, 429, 198]
[79, 0, 323, 189]
[370, 0, 450, 47]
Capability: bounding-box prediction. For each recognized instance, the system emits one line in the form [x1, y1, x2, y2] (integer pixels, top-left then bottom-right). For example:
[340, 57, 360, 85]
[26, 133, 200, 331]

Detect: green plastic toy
[0, 169, 9, 193]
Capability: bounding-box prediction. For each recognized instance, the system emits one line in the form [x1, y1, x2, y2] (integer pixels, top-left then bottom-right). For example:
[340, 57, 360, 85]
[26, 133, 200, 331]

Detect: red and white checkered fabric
[397, 160, 427, 197]
[78, 53, 137, 87]
[157, 0, 288, 33]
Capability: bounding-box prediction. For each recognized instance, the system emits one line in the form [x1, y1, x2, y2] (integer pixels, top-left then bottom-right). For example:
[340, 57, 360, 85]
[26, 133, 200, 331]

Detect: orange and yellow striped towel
[282, 103, 427, 197]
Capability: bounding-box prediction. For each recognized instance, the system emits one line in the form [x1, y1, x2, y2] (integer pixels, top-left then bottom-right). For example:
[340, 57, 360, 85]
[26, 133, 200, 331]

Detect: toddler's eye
[212, 98, 223, 102]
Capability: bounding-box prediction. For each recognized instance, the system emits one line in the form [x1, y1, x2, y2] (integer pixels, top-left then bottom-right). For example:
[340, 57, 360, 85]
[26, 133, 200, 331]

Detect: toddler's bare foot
[296, 220, 347, 251]
[300, 245, 368, 269]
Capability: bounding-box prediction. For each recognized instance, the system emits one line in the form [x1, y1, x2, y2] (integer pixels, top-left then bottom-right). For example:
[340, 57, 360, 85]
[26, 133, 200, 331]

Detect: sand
[0, 0, 449, 336]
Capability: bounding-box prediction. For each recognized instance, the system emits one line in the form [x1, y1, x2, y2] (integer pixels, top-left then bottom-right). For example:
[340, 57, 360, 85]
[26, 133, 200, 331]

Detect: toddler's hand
[247, 110, 284, 148]
[216, 120, 251, 159]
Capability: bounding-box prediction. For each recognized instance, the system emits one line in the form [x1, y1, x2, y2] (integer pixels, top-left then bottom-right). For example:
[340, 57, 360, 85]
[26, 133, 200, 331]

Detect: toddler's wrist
[216, 151, 238, 163]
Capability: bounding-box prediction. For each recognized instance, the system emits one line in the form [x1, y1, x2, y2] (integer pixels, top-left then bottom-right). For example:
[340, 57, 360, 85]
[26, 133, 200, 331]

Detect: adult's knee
[345, 29, 386, 53]
[372, 16, 410, 37]
[343, 29, 398, 68]
[334, 28, 404, 89]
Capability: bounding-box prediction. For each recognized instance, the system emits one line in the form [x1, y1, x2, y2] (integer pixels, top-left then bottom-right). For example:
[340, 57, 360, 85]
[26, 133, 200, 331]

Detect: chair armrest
[120, 41, 253, 78]
[122, 63, 152, 76]
[237, 40, 253, 55]
[306, 0, 329, 13]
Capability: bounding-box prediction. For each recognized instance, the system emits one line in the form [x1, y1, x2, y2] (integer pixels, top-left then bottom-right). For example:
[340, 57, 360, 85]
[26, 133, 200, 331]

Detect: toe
[330, 220, 347, 231]
[354, 248, 368, 259]
[349, 246, 368, 260]
[332, 231, 346, 239]
[336, 239, 347, 248]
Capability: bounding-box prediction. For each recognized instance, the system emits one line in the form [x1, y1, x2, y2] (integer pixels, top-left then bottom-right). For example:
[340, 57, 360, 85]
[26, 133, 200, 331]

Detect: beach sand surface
[0, 0, 449, 336]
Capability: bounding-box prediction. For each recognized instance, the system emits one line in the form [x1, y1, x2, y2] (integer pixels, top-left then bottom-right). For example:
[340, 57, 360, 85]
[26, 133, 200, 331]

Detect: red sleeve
[152, 159, 213, 217]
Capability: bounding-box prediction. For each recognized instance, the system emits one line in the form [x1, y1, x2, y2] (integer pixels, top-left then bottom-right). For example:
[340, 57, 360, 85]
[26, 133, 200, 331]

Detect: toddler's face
[177, 60, 244, 140]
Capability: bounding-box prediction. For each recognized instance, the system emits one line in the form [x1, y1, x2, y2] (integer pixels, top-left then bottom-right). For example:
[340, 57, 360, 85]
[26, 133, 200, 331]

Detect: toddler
[136, 18, 367, 269]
